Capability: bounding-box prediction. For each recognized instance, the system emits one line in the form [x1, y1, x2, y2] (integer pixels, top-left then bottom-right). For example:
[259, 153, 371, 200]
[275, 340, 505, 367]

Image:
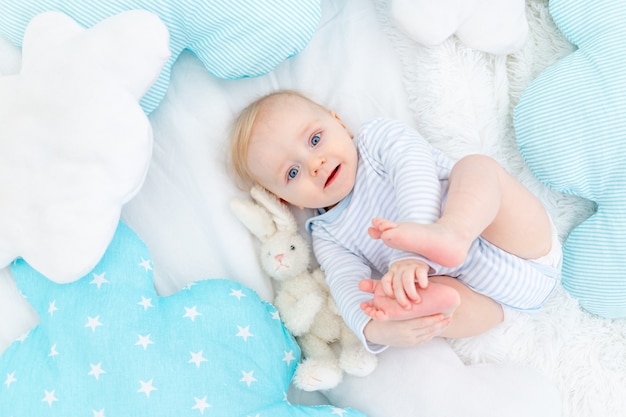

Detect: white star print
[183, 306, 202, 322]
[16, 331, 29, 343]
[282, 350, 296, 365]
[270, 310, 280, 320]
[42, 389, 58, 406]
[240, 370, 257, 387]
[48, 344, 59, 358]
[90, 273, 109, 289]
[137, 296, 153, 310]
[137, 379, 158, 397]
[192, 396, 212, 414]
[4, 372, 16, 388]
[182, 282, 196, 291]
[92, 409, 105, 417]
[88, 362, 106, 380]
[332, 407, 347, 416]
[229, 289, 246, 300]
[235, 325, 253, 342]
[138, 257, 152, 272]
[85, 316, 103, 332]
[188, 351, 208, 368]
[135, 334, 155, 350]
[48, 300, 58, 316]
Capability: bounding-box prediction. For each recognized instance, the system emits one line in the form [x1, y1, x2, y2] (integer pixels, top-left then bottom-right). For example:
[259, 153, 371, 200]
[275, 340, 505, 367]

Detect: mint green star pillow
[0, 0, 321, 113]
[514, 0, 626, 318]
[0, 222, 365, 416]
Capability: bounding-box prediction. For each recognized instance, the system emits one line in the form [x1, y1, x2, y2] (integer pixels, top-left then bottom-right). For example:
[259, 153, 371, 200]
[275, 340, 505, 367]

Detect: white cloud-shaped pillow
[0, 10, 169, 283]
[390, 0, 528, 55]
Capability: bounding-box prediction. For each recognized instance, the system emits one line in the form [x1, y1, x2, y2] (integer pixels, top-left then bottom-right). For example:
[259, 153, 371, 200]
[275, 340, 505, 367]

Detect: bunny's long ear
[249, 185, 297, 233]
[230, 197, 276, 242]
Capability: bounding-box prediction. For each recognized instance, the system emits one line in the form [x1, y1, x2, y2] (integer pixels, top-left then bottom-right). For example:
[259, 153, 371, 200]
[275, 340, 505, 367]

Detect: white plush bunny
[231, 185, 377, 391]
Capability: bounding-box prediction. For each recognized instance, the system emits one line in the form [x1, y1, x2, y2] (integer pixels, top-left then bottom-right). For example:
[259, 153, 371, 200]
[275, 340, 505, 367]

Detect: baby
[230, 90, 561, 351]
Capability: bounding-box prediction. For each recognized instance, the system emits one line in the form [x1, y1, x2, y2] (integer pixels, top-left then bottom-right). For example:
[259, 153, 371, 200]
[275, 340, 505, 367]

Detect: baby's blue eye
[311, 134, 321, 146]
[288, 166, 299, 180]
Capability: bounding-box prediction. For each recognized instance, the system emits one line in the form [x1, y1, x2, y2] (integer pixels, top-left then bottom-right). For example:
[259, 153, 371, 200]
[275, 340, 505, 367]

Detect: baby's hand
[363, 314, 451, 347]
[382, 259, 430, 309]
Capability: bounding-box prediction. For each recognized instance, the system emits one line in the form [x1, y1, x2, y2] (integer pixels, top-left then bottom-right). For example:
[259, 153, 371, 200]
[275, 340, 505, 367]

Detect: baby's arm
[312, 234, 379, 348]
[361, 118, 451, 227]
[359, 118, 451, 268]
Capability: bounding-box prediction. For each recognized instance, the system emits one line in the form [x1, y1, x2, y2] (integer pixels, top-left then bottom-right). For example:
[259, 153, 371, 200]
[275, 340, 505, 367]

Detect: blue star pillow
[514, 0, 626, 318]
[0, 0, 322, 113]
[0, 222, 365, 417]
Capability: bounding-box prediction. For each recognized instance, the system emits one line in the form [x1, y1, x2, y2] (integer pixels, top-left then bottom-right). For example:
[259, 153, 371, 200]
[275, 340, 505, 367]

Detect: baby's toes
[372, 218, 397, 232]
[368, 226, 382, 239]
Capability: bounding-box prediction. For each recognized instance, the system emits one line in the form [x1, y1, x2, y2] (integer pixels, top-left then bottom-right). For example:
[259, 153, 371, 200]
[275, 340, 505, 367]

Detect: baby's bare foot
[370, 218, 471, 268]
[359, 279, 460, 321]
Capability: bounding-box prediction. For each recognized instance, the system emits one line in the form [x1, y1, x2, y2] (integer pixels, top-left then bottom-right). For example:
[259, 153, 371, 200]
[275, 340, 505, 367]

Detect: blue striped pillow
[0, 0, 321, 113]
[514, 0, 626, 318]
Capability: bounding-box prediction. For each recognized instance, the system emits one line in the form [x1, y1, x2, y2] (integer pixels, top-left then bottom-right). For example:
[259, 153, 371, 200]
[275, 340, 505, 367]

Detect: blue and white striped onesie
[306, 118, 561, 352]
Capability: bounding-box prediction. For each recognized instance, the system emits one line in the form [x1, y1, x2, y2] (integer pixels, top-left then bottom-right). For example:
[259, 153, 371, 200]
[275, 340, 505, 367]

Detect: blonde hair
[228, 89, 326, 189]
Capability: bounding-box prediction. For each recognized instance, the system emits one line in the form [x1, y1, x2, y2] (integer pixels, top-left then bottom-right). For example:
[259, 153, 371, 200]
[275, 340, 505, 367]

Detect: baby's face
[247, 95, 357, 210]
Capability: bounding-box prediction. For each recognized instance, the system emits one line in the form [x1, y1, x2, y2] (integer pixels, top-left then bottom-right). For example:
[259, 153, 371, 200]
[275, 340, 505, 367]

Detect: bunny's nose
[274, 254, 284, 263]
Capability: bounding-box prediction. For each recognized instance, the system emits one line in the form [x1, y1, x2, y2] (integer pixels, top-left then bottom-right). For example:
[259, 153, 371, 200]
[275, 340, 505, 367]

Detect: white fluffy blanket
[375, 1, 626, 416]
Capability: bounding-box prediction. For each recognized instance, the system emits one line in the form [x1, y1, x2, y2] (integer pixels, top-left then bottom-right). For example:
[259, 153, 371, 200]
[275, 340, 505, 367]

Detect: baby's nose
[310, 156, 326, 176]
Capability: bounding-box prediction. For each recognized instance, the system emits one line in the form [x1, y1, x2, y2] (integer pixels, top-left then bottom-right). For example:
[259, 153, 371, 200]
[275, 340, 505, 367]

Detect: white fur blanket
[375, 1, 626, 416]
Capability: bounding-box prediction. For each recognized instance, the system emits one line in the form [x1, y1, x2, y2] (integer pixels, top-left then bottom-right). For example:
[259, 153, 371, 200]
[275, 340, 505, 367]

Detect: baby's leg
[359, 279, 460, 321]
[463, 155, 552, 260]
[429, 275, 504, 338]
[369, 155, 553, 266]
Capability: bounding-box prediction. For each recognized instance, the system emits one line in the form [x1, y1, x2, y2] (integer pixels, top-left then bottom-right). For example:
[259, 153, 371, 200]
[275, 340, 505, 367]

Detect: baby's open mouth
[325, 165, 340, 188]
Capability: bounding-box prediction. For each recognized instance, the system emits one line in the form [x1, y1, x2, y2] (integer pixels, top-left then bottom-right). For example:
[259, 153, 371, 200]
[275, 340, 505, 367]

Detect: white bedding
[1, 1, 624, 416]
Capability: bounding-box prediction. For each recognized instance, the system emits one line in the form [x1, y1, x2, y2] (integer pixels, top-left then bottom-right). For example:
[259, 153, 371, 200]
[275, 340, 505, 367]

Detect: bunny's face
[260, 231, 311, 281]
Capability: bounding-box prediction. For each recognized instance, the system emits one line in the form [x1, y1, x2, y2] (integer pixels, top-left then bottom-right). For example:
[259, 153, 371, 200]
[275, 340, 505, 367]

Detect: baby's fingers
[392, 272, 414, 309]
[381, 271, 395, 299]
[401, 270, 421, 304]
[415, 268, 429, 289]
[406, 315, 451, 345]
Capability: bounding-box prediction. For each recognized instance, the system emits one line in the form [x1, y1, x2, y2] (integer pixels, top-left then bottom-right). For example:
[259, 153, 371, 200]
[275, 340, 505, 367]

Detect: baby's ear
[329, 110, 343, 125]
[330, 111, 353, 138]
